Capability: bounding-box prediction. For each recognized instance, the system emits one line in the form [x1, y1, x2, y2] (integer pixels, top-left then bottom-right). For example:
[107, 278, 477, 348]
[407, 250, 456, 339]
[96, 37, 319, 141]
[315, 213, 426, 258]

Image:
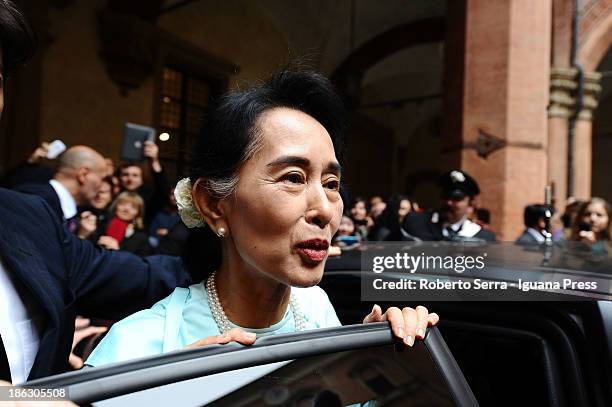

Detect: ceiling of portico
[252, 0, 447, 146]
[159, 0, 447, 146]
[252, 0, 446, 74]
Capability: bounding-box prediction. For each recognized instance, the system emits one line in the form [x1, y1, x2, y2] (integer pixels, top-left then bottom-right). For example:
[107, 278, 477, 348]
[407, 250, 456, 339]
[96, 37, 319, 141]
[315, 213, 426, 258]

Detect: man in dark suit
[516, 204, 552, 244]
[402, 170, 496, 242]
[0, 188, 192, 383]
[15, 146, 108, 233]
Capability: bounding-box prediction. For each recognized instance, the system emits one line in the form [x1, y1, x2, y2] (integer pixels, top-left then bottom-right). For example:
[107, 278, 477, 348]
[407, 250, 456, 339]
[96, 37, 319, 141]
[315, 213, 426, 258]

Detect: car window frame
[25, 324, 478, 406]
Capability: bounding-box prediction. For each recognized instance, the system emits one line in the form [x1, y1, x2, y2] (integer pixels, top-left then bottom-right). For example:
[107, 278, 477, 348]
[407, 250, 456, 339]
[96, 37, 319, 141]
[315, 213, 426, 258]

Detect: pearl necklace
[205, 271, 306, 334]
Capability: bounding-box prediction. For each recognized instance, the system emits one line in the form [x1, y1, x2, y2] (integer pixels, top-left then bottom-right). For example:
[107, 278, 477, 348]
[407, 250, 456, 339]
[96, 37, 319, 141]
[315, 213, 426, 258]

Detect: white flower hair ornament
[175, 178, 206, 228]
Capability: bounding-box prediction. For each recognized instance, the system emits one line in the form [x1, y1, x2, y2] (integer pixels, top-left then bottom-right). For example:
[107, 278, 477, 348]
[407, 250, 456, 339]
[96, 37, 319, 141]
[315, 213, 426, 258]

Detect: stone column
[443, 0, 552, 240]
[547, 67, 576, 208]
[572, 72, 602, 199]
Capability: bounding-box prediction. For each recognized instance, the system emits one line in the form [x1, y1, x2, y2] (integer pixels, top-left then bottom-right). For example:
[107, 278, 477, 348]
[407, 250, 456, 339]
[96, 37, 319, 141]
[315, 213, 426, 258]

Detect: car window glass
[94, 361, 292, 407]
[94, 342, 457, 407]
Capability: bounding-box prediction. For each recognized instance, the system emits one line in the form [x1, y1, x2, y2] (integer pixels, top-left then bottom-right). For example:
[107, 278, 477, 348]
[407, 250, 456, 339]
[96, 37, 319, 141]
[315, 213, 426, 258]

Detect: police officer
[402, 170, 496, 242]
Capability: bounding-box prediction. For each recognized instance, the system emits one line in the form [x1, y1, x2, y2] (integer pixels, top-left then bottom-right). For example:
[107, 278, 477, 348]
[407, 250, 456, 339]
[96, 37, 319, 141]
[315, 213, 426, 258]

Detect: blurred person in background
[119, 141, 169, 226]
[76, 176, 116, 240]
[397, 195, 413, 224]
[89, 176, 115, 213]
[369, 194, 413, 241]
[332, 215, 360, 249]
[369, 198, 386, 221]
[560, 197, 583, 239]
[154, 222, 189, 256]
[96, 191, 153, 256]
[349, 197, 373, 241]
[118, 163, 144, 192]
[350, 196, 369, 220]
[149, 184, 181, 248]
[516, 204, 552, 244]
[104, 158, 115, 177]
[474, 207, 494, 232]
[15, 146, 107, 234]
[403, 170, 496, 242]
[369, 195, 383, 208]
[110, 174, 121, 196]
[102, 158, 120, 207]
[569, 198, 611, 252]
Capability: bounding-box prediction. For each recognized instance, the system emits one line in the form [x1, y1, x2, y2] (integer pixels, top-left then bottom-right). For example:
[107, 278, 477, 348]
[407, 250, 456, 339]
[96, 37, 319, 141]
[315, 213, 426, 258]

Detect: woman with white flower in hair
[86, 70, 438, 367]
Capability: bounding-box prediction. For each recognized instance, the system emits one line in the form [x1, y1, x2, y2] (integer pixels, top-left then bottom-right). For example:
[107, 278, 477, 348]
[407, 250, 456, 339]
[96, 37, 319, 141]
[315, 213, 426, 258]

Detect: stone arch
[327, 17, 446, 118]
[579, 8, 612, 70]
[330, 18, 445, 106]
[329, 17, 446, 198]
[331, 17, 446, 78]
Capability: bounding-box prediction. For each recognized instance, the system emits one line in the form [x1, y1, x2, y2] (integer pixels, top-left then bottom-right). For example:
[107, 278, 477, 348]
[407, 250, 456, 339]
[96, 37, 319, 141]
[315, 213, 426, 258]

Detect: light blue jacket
[86, 283, 341, 367]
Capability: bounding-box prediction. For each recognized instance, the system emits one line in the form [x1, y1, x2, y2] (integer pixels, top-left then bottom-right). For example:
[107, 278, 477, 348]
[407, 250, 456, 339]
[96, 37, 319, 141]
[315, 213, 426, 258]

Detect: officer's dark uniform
[402, 170, 496, 242]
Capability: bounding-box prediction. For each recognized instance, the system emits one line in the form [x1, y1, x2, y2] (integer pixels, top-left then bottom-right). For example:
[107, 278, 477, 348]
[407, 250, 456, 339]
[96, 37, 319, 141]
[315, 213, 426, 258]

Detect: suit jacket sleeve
[55, 204, 192, 319]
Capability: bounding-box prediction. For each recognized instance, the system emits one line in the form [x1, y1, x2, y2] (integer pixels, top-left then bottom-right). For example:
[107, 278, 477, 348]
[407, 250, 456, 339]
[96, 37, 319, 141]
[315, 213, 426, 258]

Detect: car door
[321, 259, 612, 406]
[23, 324, 478, 406]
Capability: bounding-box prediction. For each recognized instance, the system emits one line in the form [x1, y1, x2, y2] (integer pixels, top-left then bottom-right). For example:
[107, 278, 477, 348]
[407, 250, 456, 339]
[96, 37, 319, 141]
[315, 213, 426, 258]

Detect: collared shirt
[0, 258, 41, 384]
[49, 179, 77, 220]
[442, 216, 482, 239]
[526, 227, 546, 243]
[442, 216, 468, 237]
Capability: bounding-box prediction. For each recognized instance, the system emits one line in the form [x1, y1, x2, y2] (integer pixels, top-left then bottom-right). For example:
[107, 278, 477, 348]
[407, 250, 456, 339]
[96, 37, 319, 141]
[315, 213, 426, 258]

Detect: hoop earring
[217, 227, 226, 237]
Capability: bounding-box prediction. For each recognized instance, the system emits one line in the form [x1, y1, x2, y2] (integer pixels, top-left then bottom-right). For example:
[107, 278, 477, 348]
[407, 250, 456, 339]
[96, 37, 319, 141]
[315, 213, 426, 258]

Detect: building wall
[35, 0, 289, 165]
[158, 0, 289, 86]
[444, 0, 551, 240]
[40, 0, 154, 163]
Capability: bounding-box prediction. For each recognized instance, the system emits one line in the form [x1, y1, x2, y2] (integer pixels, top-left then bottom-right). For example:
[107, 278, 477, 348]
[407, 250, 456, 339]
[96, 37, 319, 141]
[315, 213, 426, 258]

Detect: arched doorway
[331, 19, 446, 206]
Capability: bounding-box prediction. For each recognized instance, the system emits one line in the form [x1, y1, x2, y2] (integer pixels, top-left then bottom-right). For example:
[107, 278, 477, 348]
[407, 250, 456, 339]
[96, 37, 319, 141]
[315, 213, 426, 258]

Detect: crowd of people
[7, 142, 610, 261]
[330, 170, 612, 253]
[1, 141, 186, 258]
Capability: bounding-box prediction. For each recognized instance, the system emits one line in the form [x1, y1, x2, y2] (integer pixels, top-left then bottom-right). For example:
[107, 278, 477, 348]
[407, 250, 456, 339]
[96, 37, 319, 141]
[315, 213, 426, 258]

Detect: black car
[323, 242, 612, 407]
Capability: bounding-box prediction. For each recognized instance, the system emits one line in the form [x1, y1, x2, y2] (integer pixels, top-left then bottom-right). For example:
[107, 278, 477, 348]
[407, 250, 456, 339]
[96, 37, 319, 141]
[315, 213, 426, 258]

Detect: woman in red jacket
[97, 191, 152, 256]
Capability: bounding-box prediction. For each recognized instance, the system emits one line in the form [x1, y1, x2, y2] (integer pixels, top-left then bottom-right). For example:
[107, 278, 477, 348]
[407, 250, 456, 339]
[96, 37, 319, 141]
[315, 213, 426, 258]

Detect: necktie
[0, 335, 11, 382]
[444, 226, 458, 240]
[66, 216, 78, 234]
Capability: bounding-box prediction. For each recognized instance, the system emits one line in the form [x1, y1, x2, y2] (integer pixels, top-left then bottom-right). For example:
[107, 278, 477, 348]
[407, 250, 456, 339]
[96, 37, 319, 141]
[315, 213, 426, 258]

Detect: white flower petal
[174, 178, 206, 228]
